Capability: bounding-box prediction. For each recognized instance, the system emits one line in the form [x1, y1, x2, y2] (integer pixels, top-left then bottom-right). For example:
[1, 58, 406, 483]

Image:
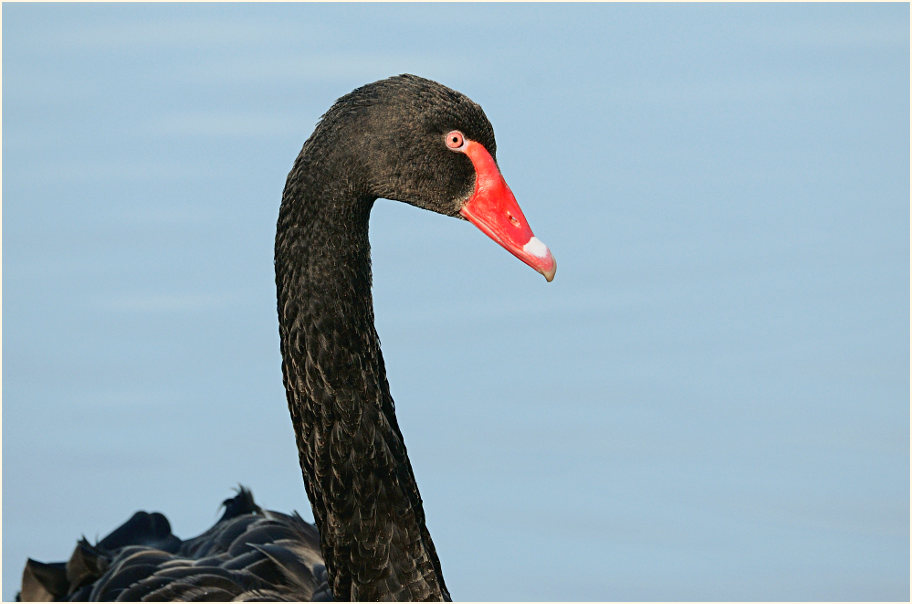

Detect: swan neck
[275, 170, 450, 601]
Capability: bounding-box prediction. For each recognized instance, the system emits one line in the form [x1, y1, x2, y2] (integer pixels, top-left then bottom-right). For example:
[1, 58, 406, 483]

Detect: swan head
[315, 74, 556, 282]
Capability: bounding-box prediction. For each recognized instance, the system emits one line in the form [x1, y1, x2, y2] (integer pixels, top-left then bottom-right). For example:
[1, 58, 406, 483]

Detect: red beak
[458, 140, 556, 282]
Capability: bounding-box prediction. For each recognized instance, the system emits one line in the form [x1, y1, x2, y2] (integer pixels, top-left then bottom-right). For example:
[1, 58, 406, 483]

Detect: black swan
[20, 74, 555, 602]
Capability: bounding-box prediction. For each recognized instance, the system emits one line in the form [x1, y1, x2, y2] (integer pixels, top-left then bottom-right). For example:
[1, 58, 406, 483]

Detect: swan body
[20, 74, 554, 602]
[22, 489, 329, 601]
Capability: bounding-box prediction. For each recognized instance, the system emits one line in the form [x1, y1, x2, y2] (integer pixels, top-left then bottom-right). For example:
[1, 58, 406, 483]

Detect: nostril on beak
[508, 213, 519, 226]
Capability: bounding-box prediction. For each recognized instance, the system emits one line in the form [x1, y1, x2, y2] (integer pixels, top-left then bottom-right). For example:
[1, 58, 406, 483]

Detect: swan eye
[444, 130, 466, 151]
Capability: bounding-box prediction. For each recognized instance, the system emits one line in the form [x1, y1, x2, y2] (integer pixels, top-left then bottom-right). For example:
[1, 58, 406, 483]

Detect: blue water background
[3, 3, 909, 600]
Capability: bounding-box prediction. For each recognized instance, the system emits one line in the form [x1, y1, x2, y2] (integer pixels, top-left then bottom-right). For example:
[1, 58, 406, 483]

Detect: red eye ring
[444, 130, 466, 150]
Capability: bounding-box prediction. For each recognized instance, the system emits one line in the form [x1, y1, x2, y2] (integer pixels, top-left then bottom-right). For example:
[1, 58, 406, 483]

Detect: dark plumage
[21, 489, 330, 602]
[21, 74, 553, 602]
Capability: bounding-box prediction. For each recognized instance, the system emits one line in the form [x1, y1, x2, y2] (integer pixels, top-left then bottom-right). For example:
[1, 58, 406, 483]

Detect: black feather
[22, 74, 510, 601]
